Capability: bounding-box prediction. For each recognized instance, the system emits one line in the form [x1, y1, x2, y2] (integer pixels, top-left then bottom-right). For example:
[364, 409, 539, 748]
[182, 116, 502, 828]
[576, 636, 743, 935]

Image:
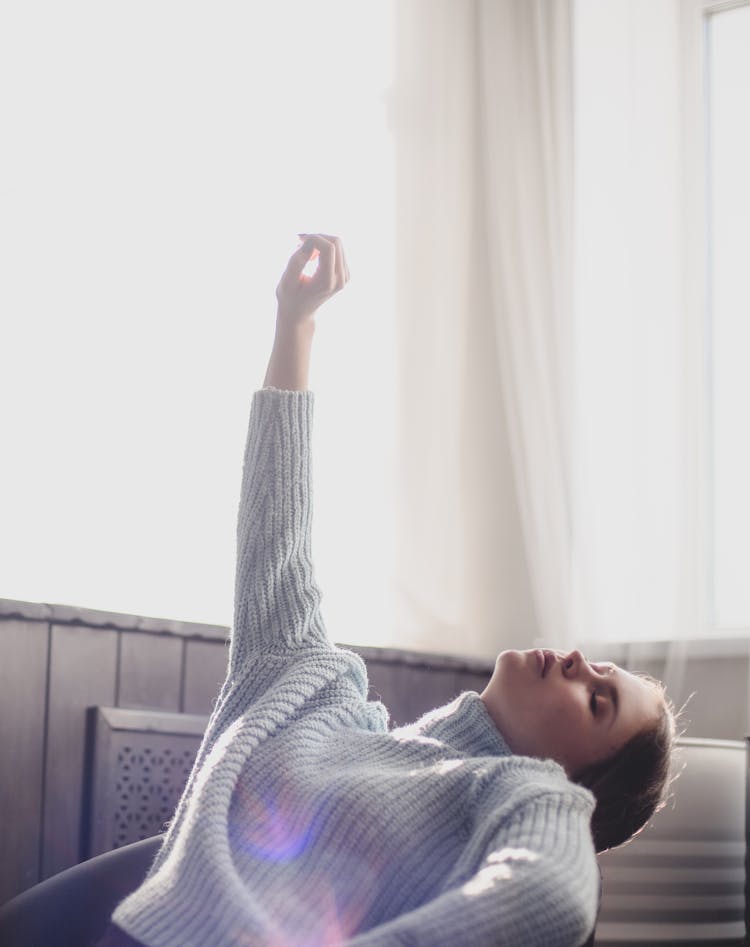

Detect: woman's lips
[538, 650, 553, 677]
[536, 649, 545, 676]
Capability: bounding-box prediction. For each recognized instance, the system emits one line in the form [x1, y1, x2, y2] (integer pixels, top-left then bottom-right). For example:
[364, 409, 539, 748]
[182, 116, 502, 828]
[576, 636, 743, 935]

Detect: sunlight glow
[462, 848, 540, 897]
[301, 249, 321, 280]
[435, 759, 464, 775]
[0, 1, 397, 645]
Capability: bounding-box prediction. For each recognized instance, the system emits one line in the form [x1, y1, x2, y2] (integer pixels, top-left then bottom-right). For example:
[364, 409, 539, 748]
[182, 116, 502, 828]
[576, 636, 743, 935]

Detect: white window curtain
[572, 0, 707, 651]
[390, 0, 712, 662]
[390, 0, 576, 659]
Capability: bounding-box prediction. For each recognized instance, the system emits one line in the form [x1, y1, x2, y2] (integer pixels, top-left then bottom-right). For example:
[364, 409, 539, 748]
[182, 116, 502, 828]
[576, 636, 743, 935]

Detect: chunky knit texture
[111, 387, 599, 947]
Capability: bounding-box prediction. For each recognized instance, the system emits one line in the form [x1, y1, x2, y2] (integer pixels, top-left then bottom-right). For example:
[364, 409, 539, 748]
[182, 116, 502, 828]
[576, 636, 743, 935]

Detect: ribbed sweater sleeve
[347, 787, 598, 947]
[229, 387, 330, 674]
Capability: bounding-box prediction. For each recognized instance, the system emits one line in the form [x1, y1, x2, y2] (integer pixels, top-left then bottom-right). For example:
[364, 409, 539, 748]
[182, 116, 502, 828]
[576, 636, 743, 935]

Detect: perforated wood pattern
[87, 707, 209, 857]
[112, 737, 199, 847]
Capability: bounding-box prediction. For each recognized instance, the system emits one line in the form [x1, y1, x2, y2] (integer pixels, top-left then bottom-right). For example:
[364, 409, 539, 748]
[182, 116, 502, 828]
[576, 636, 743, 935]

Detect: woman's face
[480, 649, 664, 778]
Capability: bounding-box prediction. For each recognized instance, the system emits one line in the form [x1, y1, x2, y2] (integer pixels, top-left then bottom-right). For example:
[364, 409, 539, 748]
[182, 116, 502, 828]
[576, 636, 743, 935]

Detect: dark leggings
[93, 921, 148, 947]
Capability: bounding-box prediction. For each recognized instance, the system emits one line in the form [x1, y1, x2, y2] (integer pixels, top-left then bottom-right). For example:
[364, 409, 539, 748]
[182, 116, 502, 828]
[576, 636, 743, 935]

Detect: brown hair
[573, 675, 677, 854]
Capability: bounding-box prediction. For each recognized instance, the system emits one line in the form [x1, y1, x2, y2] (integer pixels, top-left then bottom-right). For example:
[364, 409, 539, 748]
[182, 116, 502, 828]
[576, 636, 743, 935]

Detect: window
[572, 0, 750, 642]
[0, 2, 397, 642]
[706, 2, 750, 628]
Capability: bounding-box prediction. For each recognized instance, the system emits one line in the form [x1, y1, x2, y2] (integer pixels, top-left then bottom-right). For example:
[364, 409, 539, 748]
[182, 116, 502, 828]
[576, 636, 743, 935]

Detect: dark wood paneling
[183, 640, 228, 714]
[350, 643, 494, 676]
[119, 632, 182, 711]
[455, 669, 492, 695]
[42, 624, 118, 880]
[622, 654, 750, 741]
[0, 598, 228, 641]
[366, 662, 464, 728]
[678, 656, 750, 740]
[0, 619, 48, 905]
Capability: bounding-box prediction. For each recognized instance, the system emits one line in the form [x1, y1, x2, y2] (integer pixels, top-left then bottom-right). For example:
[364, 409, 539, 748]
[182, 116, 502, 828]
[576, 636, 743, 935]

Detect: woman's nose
[561, 649, 585, 677]
[561, 650, 614, 681]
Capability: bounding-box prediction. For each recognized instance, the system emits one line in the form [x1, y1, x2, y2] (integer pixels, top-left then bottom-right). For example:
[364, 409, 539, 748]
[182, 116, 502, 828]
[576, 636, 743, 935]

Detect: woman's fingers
[328, 236, 349, 284]
[320, 235, 347, 289]
[298, 233, 349, 289]
[292, 235, 333, 291]
[288, 235, 326, 284]
[314, 236, 337, 293]
[276, 233, 349, 324]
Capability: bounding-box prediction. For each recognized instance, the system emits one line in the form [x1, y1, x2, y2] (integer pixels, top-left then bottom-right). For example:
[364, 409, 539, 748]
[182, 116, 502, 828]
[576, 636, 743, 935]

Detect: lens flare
[232, 781, 317, 863]
[229, 778, 391, 944]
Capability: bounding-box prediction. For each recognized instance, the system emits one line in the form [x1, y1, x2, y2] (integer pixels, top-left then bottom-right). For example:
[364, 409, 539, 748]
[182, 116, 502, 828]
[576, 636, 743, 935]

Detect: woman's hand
[263, 234, 348, 390]
[275, 233, 350, 328]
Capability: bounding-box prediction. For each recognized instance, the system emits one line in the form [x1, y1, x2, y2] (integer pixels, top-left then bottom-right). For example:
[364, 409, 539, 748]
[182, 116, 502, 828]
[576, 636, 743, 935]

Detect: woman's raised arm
[226, 235, 349, 678]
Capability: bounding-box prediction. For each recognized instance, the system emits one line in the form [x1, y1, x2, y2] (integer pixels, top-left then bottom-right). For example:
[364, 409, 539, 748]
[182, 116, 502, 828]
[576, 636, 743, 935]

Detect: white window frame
[679, 0, 750, 641]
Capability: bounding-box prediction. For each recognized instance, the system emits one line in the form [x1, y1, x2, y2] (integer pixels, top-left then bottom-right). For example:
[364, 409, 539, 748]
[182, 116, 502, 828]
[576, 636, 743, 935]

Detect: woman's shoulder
[468, 753, 597, 832]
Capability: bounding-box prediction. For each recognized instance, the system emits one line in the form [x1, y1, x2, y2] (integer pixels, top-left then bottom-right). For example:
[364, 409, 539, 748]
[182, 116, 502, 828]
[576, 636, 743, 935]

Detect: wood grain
[183, 639, 229, 714]
[0, 619, 48, 905]
[41, 624, 117, 880]
[119, 632, 182, 711]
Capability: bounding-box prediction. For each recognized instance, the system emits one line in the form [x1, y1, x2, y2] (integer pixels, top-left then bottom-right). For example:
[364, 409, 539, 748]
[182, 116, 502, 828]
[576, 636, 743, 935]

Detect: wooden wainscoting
[0, 598, 493, 906]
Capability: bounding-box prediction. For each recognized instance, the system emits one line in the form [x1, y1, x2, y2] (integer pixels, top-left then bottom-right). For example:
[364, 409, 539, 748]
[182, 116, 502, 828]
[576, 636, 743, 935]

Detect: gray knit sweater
[111, 387, 599, 947]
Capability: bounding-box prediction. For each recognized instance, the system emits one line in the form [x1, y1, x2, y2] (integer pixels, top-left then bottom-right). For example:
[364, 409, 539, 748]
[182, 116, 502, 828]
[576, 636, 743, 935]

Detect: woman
[97, 234, 676, 947]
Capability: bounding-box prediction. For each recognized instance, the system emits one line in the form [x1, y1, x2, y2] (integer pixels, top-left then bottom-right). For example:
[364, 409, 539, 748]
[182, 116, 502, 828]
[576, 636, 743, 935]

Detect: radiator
[595, 737, 746, 944]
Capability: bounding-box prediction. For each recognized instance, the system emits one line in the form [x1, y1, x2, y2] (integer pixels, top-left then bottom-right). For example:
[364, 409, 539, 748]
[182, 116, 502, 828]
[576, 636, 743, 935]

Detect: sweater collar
[409, 691, 514, 758]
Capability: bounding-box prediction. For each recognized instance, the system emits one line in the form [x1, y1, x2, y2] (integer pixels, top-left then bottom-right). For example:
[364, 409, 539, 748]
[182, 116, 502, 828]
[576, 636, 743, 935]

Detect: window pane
[0, 2, 396, 637]
[708, 3, 750, 626]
